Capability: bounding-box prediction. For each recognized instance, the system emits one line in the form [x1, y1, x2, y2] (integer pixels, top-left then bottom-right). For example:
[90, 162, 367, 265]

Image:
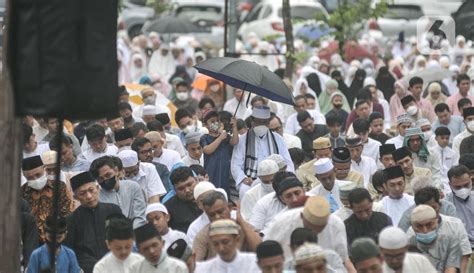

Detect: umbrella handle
[233, 83, 250, 117]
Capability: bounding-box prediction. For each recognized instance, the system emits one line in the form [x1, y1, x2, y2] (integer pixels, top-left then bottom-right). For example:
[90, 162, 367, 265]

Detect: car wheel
[128, 24, 143, 39]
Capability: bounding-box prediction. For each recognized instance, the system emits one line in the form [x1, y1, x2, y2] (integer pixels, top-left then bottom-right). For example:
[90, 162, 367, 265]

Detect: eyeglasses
[139, 148, 154, 155]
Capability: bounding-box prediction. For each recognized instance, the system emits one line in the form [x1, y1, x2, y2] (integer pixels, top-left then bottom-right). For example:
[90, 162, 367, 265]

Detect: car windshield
[277, 6, 325, 20]
[384, 5, 423, 20]
[176, 6, 223, 22]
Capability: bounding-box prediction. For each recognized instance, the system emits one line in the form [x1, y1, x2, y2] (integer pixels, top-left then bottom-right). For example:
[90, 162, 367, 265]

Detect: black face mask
[100, 177, 117, 191]
[333, 103, 343, 109]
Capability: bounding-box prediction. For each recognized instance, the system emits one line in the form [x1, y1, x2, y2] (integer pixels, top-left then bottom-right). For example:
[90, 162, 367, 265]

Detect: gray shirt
[61, 158, 91, 172]
[432, 116, 465, 145]
[398, 199, 457, 232]
[407, 218, 462, 271]
[445, 192, 474, 248]
[99, 179, 147, 228]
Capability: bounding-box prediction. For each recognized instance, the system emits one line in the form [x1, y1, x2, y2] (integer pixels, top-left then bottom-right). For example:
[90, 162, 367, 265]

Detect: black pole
[49, 117, 64, 271]
[233, 83, 248, 117]
[224, 0, 229, 57]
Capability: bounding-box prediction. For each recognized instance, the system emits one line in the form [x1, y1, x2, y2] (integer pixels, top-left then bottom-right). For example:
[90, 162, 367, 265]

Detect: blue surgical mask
[415, 229, 437, 244]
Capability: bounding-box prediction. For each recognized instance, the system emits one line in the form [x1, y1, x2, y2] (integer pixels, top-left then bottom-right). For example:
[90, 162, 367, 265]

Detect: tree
[282, 0, 295, 79]
[322, 0, 387, 48]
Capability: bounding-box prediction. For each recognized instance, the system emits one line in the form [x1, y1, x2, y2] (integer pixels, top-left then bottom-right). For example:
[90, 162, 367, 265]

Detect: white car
[238, 0, 329, 41]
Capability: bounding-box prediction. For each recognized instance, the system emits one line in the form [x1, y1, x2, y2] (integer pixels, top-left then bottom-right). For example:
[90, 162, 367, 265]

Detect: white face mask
[47, 171, 66, 182]
[260, 182, 274, 194]
[407, 105, 418, 116]
[423, 131, 433, 141]
[183, 124, 196, 135]
[453, 185, 472, 200]
[176, 92, 189, 101]
[253, 125, 268, 137]
[210, 85, 220, 92]
[143, 95, 156, 105]
[467, 120, 474, 132]
[28, 174, 48, 190]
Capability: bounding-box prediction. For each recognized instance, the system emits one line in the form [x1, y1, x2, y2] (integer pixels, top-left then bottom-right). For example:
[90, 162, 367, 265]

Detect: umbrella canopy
[402, 67, 453, 86]
[142, 16, 200, 34]
[194, 57, 294, 105]
[296, 23, 334, 41]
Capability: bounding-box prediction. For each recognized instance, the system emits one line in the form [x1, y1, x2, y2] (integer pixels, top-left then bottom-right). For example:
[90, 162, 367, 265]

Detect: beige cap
[302, 196, 330, 226]
[313, 137, 331, 150]
[144, 131, 162, 142]
[41, 151, 57, 165]
[294, 243, 326, 266]
[141, 87, 155, 96]
[209, 219, 240, 236]
[411, 205, 437, 223]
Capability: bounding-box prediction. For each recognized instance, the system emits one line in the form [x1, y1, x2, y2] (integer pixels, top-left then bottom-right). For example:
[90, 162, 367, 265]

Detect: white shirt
[153, 148, 182, 171]
[23, 143, 50, 159]
[284, 109, 326, 135]
[453, 129, 472, 154]
[162, 228, 191, 250]
[223, 97, 250, 120]
[308, 180, 352, 210]
[241, 182, 274, 221]
[249, 192, 286, 231]
[187, 213, 210, 245]
[128, 162, 166, 200]
[182, 155, 203, 167]
[132, 104, 171, 121]
[283, 133, 302, 149]
[79, 144, 118, 162]
[351, 156, 377, 188]
[362, 138, 381, 160]
[93, 253, 143, 273]
[195, 251, 261, 273]
[264, 208, 349, 261]
[383, 253, 437, 273]
[231, 130, 294, 188]
[432, 145, 459, 184]
[130, 255, 188, 273]
[373, 194, 414, 226]
[165, 133, 186, 158]
[386, 135, 405, 149]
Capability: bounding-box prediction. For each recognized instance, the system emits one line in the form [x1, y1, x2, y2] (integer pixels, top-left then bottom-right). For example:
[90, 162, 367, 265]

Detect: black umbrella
[142, 16, 200, 34]
[194, 57, 294, 108]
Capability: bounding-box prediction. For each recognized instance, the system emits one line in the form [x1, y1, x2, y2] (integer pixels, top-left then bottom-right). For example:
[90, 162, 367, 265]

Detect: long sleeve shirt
[26, 245, 81, 273]
[64, 203, 123, 273]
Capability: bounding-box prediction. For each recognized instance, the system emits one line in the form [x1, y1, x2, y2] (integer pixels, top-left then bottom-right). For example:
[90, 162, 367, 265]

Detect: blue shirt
[432, 115, 465, 145]
[27, 244, 81, 273]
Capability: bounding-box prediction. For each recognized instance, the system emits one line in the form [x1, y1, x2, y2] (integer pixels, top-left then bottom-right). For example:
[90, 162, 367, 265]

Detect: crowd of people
[18, 28, 474, 273]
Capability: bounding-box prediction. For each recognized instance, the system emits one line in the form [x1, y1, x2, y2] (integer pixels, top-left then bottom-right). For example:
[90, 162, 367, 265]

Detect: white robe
[383, 253, 437, 273]
[148, 51, 176, 82]
[362, 138, 381, 161]
[153, 148, 183, 171]
[386, 135, 405, 149]
[162, 228, 191, 250]
[79, 144, 118, 162]
[241, 183, 274, 221]
[351, 156, 377, 188]
[129, 254, 188, 273]
[373, 194, 414, 226]
[195, 251, 260, 273]
[284, 110, 326, 135]
[249, 192, 286, 231]
[93, 253, 143, 273]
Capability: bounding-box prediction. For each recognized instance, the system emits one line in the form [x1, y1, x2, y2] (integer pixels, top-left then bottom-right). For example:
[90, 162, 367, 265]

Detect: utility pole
[227, 0, 238, 56]
[0, 0, 22, 271]
[282, 0, 295, 79]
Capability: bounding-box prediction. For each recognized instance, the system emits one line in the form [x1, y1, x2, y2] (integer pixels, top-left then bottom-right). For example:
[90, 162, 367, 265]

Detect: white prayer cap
[117, 150, 139, 168]
[258, 159, 279, 177]
[184, 131, 202, 145]
[145, 203, 168, 216]
[415, 118, 431, 128]
[456, 35, 465, 43]
[314, 158, 334, 175]
[41, 151, 57, 165]
[266, 154, 287, 169]
[294, 243, 325, 266]
[439, 56, 450, 69]
[411, 205, 437, 223]
[252, 105, 271, 119]
[379, 226, 408, 250]
[193, 181, 216, 200]
[142, 105, 157, 116]
[449, 64, 460, 73]
[216, 188, 228, 201]
[363, 76, 376, 87]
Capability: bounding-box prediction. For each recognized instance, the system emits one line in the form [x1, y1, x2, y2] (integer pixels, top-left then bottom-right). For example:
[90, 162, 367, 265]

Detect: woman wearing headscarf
[184, 55, 197, 80]
[129, 52, 148, 83]
[331, 70, 349, 96]
[411, 55, 427, 73]
[375, 66, 396, 101]
[148, 43, 176, 81]
[389, 81, 411, 122]
[347, 68, 366, 107]
[299, 66, 331, 97]
[318, 79, 351, 114]
[168, 65, 192, 85]
[293, 78, 321, 112]
[426, 82, 447, 108]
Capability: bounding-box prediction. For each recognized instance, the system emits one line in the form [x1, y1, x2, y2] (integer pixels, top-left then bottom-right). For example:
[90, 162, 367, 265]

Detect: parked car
[452, 0, 474, 41]
[238, 0, 329, 41]
[119, 0, 155, 38]
[367, 4, 423, 38]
